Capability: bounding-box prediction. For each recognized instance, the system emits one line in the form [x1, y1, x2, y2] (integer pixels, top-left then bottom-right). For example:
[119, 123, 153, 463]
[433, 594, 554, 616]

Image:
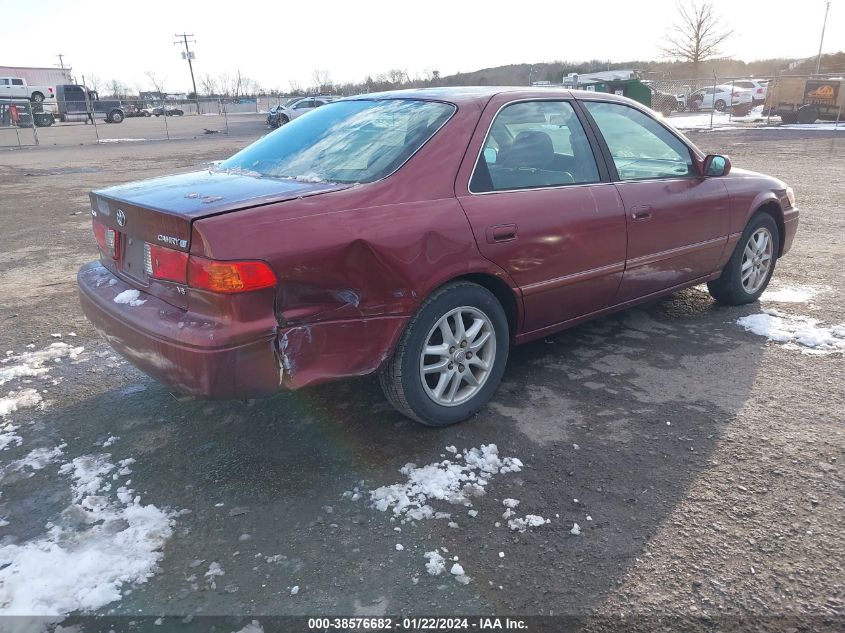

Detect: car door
[456, 96, 626, 335]
[581, 100, 729, 302]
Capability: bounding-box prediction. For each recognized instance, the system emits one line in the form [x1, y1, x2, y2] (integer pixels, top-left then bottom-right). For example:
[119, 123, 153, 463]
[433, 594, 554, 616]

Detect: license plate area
[120, 236, 149, 283]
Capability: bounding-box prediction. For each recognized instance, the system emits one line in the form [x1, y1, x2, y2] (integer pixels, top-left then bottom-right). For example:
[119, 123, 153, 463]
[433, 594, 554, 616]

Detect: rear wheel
[797, 105, 818, 124]
[109, 110, 124, 123]
[707, 213, 779, 305]
[380, 281, 509, 426]
[31, 92, 44, 103]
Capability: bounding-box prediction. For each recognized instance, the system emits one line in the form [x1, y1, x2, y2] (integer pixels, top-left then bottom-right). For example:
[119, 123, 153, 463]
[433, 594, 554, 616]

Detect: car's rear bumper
[77, 261, 281, 399]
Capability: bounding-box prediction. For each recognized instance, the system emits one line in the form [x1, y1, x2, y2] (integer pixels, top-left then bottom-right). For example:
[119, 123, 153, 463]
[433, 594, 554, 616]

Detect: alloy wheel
[419, 306, 496, 407]
[741, 227, 773, 294]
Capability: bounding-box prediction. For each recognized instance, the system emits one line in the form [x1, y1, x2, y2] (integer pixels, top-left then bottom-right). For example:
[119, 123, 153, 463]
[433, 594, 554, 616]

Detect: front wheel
[707, 213, 779, 305]
[109, 110, 124, 123]
[380, 281, 509, 426]
[715, 99, 727, 112]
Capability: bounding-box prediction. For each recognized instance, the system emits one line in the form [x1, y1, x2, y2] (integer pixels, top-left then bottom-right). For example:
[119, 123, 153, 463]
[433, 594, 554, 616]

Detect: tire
[797, 105, 818, 124]
[109, 110, 124, 124]
[279, 114, 289, 126]
[31, 92, 44, 103]
[379, 281, 509, 427]
[707, 212, 780, 305]
[714, 99, 727, 112]
[780, 111, 798, 124]
[34, 113, 53, 127]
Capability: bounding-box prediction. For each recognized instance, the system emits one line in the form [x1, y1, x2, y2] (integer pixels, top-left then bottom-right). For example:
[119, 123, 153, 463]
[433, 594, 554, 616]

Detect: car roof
[338, 86, 641, 107]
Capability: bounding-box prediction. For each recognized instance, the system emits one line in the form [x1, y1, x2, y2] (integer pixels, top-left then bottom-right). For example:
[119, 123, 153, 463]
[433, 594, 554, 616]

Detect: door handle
[486, 224, 518, 243]
[630, 205, 652, 221]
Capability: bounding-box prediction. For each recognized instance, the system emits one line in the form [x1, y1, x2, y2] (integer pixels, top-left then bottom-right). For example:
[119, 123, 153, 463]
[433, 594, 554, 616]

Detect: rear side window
[470, 100, 600, 193]
[583, 101, 694, 181]
[219, 99, 454, 184]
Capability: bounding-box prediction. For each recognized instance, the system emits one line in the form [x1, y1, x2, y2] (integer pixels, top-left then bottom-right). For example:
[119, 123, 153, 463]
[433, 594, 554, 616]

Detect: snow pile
[113, 289, 146, 307]
[761, 285, 829, 304]
[736, 309, 845, 354]
[0, 452, 174, 616]
[369, 445, 523, 522]
[0, 389, 42, 418]
[231, 621, 265, 633]
[0, 421, 23, 451]
[507, 514, 549, 532]
[0, 343, 85, 386]
[5, 444, 66, 473]
[570, 523, 581, 536]
[423, 551, 446, 576]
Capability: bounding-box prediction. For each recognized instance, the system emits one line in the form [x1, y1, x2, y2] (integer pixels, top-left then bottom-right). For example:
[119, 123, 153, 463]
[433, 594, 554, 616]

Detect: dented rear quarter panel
[190, 94, 522, 388]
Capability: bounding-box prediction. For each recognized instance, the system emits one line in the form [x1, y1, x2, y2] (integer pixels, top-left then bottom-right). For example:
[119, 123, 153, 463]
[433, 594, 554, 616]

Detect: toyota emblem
[116, 209, 127, 227]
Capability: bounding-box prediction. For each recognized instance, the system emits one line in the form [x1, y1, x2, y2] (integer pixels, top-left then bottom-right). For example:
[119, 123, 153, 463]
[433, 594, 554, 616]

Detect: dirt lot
[0, 122, 842, 632]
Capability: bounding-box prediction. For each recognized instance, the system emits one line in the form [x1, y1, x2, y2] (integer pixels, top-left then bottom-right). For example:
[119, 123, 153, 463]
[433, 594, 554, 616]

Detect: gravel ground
[0, 124, 842, 632]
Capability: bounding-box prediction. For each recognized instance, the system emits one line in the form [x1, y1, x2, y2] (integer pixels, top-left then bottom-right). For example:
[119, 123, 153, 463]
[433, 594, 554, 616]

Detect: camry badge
[116, 209, 127, 227]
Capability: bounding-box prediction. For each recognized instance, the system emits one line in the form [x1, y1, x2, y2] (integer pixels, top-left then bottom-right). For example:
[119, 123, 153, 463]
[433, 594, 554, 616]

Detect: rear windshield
[218, 99, 455, 184]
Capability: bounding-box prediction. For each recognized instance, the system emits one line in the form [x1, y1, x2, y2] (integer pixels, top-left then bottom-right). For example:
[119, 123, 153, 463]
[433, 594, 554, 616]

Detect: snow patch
[368, 445, 522, 522]
[0, 453, 173, 616]
[5, 444, 66, 472]
[113, 289, 146, 307]
[424, 550, 446, 576]
[761, 285, 829, 304]
[0, 342, 85, 386]
[736, 309, 845, 354]
[0, 389, 42, 418]
[507, 514, 549, 532]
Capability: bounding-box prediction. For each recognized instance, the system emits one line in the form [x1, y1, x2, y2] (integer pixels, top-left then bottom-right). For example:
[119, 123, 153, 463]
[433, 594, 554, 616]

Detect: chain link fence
[648, 74, 844, 131]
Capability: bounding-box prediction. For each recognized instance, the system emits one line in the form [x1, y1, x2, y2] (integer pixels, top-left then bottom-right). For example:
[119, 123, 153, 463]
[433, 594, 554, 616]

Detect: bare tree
[86, 73, 103, 93]
[106, 79, 125, 99]
[199, 74, 217, 96]
[288, 79, 303, 95]
[312, 69, 332, 92]
[145, 71, 166, 97]
[662, 1, 733, 77]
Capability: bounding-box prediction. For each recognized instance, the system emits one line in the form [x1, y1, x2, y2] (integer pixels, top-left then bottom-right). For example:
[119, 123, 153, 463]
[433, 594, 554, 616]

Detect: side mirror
[702, 154, 731, 177]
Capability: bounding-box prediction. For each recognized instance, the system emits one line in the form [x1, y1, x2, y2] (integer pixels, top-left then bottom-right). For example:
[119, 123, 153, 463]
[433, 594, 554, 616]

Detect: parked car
[689, 85, 753, 113]
[0, 76, 56, 103]
[152, 106, 184, 117]
[123, 104, 147, 118]
[733, 79, 769, 105]
[77, 87, 799, 426]
[645, 84, 680, 116]
[267, 98, 305, 128]
[269, 95, 335, 127]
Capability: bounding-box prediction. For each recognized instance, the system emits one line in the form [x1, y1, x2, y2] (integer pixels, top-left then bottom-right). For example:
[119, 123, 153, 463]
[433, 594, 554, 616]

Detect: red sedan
[77, 87, 799, 426]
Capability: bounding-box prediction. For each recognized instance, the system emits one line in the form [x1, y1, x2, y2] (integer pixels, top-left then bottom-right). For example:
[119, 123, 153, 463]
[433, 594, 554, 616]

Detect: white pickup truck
[0, 77, 56, 103]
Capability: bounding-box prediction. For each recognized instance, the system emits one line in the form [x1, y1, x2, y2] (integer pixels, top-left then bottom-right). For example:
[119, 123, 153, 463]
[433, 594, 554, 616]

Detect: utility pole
[174, 33, 200, 113]
[815, 1, 831, 75]
[56, 54, 65, 70]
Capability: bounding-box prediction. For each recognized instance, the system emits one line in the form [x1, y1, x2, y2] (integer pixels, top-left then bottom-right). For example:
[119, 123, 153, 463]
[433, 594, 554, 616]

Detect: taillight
[188, 256, 277, 294]
[144, 243, 188, 283]
[92, 219, 119, 259]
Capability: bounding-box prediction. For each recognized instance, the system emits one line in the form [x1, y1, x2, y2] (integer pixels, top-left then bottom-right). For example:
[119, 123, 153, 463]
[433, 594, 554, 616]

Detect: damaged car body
[77, 87, 799, 426]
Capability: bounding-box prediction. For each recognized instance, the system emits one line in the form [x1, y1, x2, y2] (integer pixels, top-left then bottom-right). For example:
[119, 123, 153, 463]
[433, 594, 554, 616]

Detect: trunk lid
[90, 169, 351, 308]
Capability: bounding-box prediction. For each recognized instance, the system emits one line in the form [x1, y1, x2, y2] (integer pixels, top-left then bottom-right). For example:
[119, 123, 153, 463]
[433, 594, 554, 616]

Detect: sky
[1, 0, 841, 93]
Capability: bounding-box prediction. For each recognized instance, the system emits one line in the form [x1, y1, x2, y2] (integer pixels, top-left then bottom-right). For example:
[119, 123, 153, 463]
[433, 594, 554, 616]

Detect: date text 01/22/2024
[306, 617, 528, 630]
